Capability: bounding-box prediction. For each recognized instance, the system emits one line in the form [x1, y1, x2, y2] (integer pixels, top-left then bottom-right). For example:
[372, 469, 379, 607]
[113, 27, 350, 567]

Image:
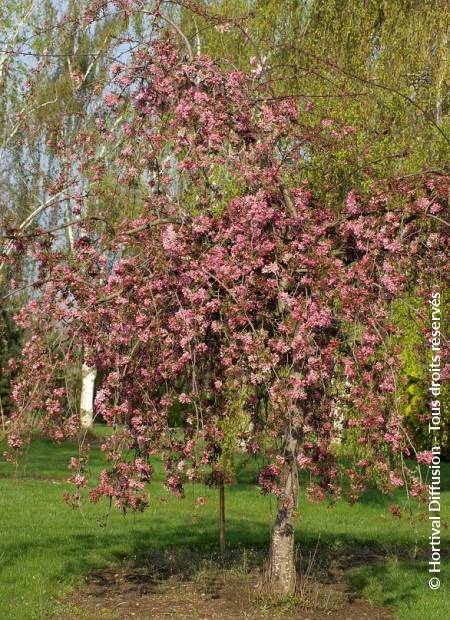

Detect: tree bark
[80, 363, 97, 429]
[265, 429, 298, 597]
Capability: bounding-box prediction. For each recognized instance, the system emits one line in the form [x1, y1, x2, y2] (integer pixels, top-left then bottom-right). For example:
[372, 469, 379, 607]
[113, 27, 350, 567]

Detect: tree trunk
[435, 18, 448, 125]
[265, 430, 298, 597]
[0, 395, 5, 433]
[80, 363, 97, 429]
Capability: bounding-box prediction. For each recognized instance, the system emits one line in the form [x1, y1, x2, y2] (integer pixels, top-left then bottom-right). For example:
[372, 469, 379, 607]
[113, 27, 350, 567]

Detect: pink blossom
[104, 92, 119, 107]
[297, 454, 311, 469]
[417, 451, 433, 465]
[7, 435, 22, 449]
[389, 472, 404, 487]
[161, 224, 178, 252]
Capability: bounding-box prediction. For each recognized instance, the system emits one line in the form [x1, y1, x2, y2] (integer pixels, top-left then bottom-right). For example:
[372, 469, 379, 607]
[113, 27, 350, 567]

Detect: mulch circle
[56, 549, 393, 620]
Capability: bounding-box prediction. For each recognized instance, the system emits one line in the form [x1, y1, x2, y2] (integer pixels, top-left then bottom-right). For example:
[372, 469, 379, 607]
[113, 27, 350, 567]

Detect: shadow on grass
[2, 440, 449, 620]
[345, 560, 437, 610]
[58, 518, 423, 580]
[0, 496, 430, 574]
[55, 523, 431, 617]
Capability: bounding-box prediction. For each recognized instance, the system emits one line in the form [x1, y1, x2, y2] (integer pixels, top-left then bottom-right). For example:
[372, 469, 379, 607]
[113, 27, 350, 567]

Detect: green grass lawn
[0, 430, 448, 619]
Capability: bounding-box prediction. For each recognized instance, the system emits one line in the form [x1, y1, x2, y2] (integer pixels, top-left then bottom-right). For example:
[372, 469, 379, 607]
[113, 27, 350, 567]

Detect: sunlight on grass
[0, 430, 448, 619]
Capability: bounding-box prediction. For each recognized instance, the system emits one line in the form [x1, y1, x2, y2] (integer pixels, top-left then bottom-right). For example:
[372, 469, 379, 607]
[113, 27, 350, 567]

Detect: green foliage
[219, 381, 252, 479]
[392, 294, 449, 455]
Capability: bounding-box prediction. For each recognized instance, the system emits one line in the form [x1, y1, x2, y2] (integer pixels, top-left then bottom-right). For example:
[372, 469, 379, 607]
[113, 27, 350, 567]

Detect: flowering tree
[4, 36, 449, 596]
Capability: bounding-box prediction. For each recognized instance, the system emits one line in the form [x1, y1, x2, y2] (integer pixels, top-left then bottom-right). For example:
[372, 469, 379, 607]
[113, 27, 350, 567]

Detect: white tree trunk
[80, 363, 97, 429]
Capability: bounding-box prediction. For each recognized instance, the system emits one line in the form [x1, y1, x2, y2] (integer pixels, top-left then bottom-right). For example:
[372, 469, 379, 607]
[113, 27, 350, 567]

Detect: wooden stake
[219, 479, 225, 553]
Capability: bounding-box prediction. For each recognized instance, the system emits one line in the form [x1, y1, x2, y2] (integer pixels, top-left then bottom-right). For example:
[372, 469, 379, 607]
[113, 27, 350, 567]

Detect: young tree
[4, 26, 449, 600]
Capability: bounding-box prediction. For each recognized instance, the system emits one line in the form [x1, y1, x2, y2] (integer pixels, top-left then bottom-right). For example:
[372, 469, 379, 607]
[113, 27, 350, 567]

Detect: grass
[0, 428, 448, 619]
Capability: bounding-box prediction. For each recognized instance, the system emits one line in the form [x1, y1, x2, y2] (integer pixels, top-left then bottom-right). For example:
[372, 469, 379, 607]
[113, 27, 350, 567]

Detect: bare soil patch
[56, 548, 393, 620]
